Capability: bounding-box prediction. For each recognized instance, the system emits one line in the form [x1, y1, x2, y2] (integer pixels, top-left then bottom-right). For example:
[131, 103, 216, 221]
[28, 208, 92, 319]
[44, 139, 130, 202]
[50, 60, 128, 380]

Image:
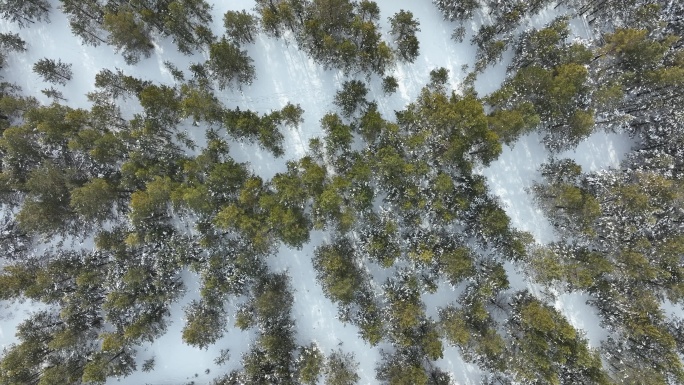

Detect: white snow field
[0, 1, 678, 384]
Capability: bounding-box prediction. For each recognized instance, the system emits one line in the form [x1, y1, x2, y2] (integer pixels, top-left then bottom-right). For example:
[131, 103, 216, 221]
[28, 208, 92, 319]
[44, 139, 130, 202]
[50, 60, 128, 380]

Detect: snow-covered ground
[0, 1, 678, 384]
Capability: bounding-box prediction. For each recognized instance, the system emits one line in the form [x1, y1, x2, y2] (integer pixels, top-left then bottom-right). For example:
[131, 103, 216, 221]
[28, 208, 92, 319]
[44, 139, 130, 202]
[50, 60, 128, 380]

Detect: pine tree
[382, 76, 399, 94]
[389, 10, 421, 63]
[325, 350, 359, 385]
[224, 10, 259, 45]
[333, 80, 368, 118]
[32, 58, 72, 86]
[60, 0, 107, 46]
[207, 37, 256, 90]
[0, 0, 50, 28]
[0, 32, 26, 53]
[0, 32, 26, 70]
[102, 7, 154, 64]
[433, 0, 480, 21]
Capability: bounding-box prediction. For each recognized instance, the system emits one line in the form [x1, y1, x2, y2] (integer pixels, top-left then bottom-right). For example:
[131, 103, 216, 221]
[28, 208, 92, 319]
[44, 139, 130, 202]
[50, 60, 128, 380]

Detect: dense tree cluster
[524, 2, 684, 384]
[0, 1, 682, 385]
[253, 0, 413, 75]
[61, 0, 214, 63]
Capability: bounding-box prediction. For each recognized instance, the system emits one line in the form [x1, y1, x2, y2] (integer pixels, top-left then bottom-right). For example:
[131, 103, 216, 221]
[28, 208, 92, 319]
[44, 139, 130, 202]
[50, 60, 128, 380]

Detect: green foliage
[333, 80, 368, 118]
[389, 10, 420, 63]
[0, 0, 50, 28]
[382, 76, 399, 94]
[297, 343, 325, 385]
[509, 293, 610, 385]
[325, 350, 359, 385]
[0, 32, 26, 70]
[376, 349, 429, 385]
[129, 176, 175, 232]
[207, 38, 256, 90]
[429, 67, 449, 88]
[255, 0, 394, 75]
[32, 58, 72, 86]
[601, 28, 677, 73]
[16, 162, 73, 235]
[433, 0, 479, 21]
[439, 246, 475, 285]
[313, 239, 365, 305]
[102, 8, 154, 64]
[181, 299, 225, 349]
[70, 178, 117, 224]
[224, 10, 259, 44]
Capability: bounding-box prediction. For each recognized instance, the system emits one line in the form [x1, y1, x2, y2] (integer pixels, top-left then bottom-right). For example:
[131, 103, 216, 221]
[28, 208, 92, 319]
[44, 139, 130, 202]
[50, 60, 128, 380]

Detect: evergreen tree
[382, 75, 399, 94]
[32, 58, 72, 86]
[297, 343, 325, 385]
[333, 80, 368, 118]
[433, 0, 480, 21]
[102, 7, 154, 64]
[59, 0, 107, 46]
[389, 10, 421, 63]
[325, 350, 359, 385]
[224, 10, 259, 45]
[207, 37, 256, 90]
[0, 0, 50, 28]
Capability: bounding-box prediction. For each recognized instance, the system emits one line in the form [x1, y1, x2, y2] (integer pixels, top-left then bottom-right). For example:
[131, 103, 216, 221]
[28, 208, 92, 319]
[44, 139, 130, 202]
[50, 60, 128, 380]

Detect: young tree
[32, 58, 72, 85]
[325, 350, 359, 385]
[41, 87, 66, 101]
[382, 76, 399, 94]
[333, 80, 368, 118]
[297, 343, 325, 385]
[388, 10, 420, 63]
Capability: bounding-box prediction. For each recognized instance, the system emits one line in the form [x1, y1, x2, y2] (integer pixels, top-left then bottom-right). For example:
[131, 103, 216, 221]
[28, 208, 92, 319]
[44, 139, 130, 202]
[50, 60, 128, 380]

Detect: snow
[0, 0, 679, 384]
[268, 231, 387, 384]
[553, 292, 607, 348]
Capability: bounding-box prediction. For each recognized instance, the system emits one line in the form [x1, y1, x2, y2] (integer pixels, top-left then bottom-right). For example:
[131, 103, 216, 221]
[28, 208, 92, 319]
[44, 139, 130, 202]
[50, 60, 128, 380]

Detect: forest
[0, 0, 682, 384]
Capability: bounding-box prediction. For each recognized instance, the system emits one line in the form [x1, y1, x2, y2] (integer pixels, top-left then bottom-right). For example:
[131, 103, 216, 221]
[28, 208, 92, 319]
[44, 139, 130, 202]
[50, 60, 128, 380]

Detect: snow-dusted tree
[0, 32, 25, 53]
[297, 343, 325, 385]
[181, 299, 226, 349]
[382, 75, 399, 94]
[433, 0, 480, 21]
[388, 10, 421, 63]
[41, 86, 65, 101]
[313, 239, 365, 306]
[325, 350, 360, 385]
[376, 347, 430, 385]
[159, 0, 214, 54]
[32, 58, 72, 86]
